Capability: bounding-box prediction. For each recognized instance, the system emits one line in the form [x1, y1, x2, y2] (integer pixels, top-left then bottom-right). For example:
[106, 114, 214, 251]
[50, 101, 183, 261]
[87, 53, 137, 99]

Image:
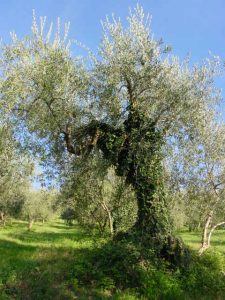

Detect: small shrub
[183, 250, 225, 299]
[140, 267, 183, 299]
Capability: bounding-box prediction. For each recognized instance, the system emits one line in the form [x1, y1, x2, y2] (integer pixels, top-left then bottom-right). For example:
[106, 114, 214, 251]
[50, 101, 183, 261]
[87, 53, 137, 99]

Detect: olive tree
[0, 6, 222, 253]
[60, 155, 137, 234]
[182, 120, 225, 254]
[0, 125, 30, 225]
[22, 189, 57, 230]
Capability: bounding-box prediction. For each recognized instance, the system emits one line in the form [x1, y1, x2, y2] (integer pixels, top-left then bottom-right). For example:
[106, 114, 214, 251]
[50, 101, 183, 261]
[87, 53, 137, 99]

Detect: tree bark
[0, 212, 6, 227]
[101, 202, 114, 236]
[199, 210, 213, 254]
[122, 112, 171, 244]
[64, 113, 173, 249]
[28, 218, 34, 231]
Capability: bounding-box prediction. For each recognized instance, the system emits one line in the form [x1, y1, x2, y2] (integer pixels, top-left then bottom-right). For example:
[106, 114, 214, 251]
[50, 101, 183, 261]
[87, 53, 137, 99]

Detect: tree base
[114, 228, 191, 268]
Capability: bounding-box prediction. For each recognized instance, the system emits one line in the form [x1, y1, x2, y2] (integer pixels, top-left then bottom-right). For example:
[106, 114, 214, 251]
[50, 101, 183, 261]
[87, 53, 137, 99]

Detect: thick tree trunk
[130, 170, 171, 248]
[70, 112, 175, 253]
[122, 114, 171, 244]
[132, 169, 168, 235]
[100, 112, 172, 246]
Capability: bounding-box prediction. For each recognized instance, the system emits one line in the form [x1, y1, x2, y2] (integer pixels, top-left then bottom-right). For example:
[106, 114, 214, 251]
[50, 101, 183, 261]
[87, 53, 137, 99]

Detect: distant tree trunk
[0, 212, 6, 227]
[101, 202, 114, 235]
[28, 217, 34, 231]
[199, 210, 213, 254]
[42, 218, 45, 224]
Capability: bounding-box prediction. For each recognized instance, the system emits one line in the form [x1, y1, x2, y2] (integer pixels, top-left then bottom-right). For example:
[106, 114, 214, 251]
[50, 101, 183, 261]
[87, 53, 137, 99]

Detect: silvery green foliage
[60, 154, 137, 234]
[185, 120, 225, 224]
[0, 13, 89, 161]
[166, 114, 225, 229]
[0, 5, 222, 162]
[0, 6, 224, 236]
[94, 5, 221, 132]
[22, 189, 57, 222]
[0, 126, 31, 217]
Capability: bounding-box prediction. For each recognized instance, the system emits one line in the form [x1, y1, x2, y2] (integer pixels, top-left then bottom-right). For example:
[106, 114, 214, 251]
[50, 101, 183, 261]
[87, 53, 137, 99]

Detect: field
[0, 221, 225, 299]
[0, 220, 109, 299]
[180, 229, 225, 253]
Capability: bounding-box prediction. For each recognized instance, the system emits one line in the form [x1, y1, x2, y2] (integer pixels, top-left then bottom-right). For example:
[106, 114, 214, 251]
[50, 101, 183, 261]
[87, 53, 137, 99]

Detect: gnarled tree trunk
[116, 111, 171, 246]
[64, 111, 175, 252]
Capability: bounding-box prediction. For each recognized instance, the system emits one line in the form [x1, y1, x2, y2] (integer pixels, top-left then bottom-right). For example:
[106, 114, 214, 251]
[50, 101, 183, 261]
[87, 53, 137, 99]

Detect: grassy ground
[0, 221, 225, 299]
[179, 229, 225, 253]
[0, 220, 109, 299]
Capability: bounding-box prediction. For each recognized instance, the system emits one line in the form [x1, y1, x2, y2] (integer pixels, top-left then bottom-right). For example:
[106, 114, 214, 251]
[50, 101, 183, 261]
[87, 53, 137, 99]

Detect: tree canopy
[0, 6, 223, 255]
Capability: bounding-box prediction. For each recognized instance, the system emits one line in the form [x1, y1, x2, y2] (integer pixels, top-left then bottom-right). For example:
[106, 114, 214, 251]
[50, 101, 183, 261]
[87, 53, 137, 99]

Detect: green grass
[0, 220, 109, 299]
[179, 229, 225, 253]
[0, 221, 225, 299]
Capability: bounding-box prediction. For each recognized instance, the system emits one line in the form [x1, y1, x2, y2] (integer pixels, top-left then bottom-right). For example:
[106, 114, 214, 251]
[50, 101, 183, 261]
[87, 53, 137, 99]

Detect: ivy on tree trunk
[78, 109, 172, 248]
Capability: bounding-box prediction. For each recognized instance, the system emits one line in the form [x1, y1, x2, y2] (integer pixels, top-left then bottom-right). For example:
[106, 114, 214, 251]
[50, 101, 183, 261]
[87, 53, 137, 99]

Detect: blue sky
[1, 0, 224, 61]
[0, 0, 224, 79]
[0, 0, 224, 187]
[0, 0, 224, 95]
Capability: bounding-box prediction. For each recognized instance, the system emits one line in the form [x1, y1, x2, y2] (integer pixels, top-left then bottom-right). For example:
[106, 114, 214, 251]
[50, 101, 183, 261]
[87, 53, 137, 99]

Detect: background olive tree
[22, 189, 57, 230]
[0, 126, 31, 226]
[60, 155, 137, 234]
[183, 121, 225, 253]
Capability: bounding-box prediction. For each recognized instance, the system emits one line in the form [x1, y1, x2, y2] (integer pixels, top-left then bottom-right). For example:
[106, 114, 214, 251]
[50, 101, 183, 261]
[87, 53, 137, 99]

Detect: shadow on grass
[210, 239, 225, 247]
[0, 238, 37, 270]
[7, 225, 94, 246]
[1, 225, 225, 299]
[180, 230, 225, 248]
[49, 224, 75, 230]
[0, 235, 97, 300]
[0, 224, 117, 299]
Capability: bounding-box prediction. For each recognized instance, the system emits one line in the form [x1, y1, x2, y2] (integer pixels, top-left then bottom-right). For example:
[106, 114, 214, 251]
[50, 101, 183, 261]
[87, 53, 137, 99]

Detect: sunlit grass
[0, 220, 108, 299]
[1, 221, 225, 299]
[179, 229, 225, 253]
